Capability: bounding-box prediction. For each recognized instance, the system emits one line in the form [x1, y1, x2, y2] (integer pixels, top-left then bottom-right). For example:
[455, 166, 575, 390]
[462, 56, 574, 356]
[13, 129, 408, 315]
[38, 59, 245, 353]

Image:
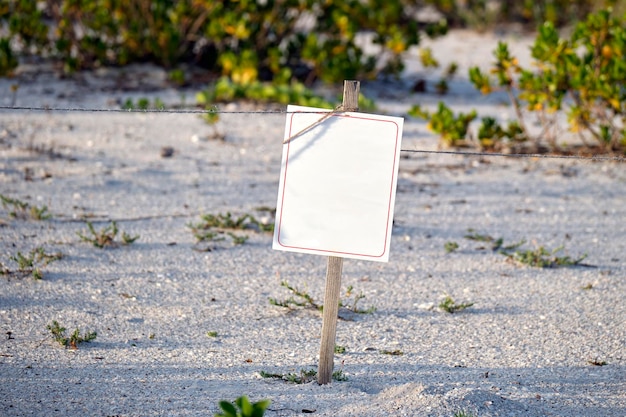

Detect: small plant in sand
[587, 358, 608, 366]
[269, 281, 375, 315]
[269, 280, 320, 310]
[260, 369, 317, 384]
[334, 345, 346, 354]
[505, 245, 588, 268]
[439, 295, 474, 314]
[444, 241, 459, 253]
[340, 285, 377, 314]
[380, 349, 404, 356]
[188, 211, 273, 249]
[1, 247, 63, 280]
[260, 368, 347, 384]
[47, 320, 97, 349]
[121, 97, 165, 111]
[453, 411, 477, 417]
[215, 395, 270, 417]
[77, 221, 139, 248]
[332, 369, 349, 382]
[463, 229, 588, 268]
[464, 229, 525, 252]
[0, 194, 51, 220]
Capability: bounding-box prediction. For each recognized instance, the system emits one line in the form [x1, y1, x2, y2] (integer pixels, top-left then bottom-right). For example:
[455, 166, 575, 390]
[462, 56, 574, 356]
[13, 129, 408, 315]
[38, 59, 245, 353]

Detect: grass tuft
[0, 194, 51, 220]
[1, 247, 63, 280]
[260, 368, 347, 384]
[506, 245, 587, 268]
[77, 221, 139, 248]
[47, 320, 97, 349]
[187, 211, 273, 249]
[439, 295, 474, 314]
[269, 280, 376, 315]
[380, 349, 404, 356]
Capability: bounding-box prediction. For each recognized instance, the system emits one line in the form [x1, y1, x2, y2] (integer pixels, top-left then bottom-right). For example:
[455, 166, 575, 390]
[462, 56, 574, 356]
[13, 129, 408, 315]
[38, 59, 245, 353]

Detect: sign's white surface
[273, 105, 403, 262]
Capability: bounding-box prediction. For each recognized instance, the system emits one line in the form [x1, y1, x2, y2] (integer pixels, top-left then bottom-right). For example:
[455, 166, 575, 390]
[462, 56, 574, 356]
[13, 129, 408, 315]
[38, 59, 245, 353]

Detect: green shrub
[0, 37, 18, 76]
[215, 396, 269, 417]
[408, 102, 476, 147]
[196, 77, 333, 109]
[2, 0, 447, 83]
[470, 8, 626, 153]
[432, 0, 625, 30]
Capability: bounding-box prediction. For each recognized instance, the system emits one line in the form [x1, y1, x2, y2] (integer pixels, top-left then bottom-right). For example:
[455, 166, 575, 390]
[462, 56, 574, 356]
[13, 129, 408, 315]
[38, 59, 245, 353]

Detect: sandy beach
[1, 30, 625, 416]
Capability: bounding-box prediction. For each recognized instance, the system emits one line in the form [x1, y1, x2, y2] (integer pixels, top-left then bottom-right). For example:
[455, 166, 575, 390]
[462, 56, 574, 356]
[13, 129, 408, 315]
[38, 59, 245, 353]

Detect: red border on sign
[276, 111, 400, 259]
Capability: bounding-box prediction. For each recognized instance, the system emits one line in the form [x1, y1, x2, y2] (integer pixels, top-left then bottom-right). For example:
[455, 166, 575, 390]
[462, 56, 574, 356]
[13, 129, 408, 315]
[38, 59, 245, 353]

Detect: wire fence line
[1, 104, 625, 163]
[0, 105, 315, 115]
[401, 149, 625, 162]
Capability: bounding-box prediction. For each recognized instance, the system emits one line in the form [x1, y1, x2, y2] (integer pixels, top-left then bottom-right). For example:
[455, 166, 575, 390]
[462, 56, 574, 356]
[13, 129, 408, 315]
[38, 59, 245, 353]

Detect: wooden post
[318, 80, 360, 385]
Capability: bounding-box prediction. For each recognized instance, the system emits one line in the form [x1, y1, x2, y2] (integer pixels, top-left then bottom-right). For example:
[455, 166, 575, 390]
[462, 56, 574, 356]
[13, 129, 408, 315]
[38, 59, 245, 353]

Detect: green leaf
[251, 399, 270, 417]
[217, 400, 237, 417]
[236, 396, 253, 416]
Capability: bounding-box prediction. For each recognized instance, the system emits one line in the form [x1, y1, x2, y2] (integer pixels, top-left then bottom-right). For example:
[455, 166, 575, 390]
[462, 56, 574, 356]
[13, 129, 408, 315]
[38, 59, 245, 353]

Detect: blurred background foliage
[0, 0, 447, 80]
[1, 1, 624, 153]
[1, 0, 624, 81]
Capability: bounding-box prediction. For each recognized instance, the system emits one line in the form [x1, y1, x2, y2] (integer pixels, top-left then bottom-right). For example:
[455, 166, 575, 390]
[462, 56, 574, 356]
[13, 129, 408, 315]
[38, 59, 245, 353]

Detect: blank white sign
[273, 105, 403, 262]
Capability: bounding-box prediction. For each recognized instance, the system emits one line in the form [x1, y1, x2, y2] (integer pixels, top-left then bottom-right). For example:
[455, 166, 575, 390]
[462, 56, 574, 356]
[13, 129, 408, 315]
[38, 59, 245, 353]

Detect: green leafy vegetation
[407, 6, 625, 154]
[260, 368, 347, 384]
[476, 116, 526, 151]
[444, 241, 459, 253]
[47, 320, 97, 349]
[1, 1, 447, 82]
[215, 395, 270, 417]
[268, 280, 320, 310]
[453, 411, 477, 417]
[439, 295, 474, 314]
[464, 229, 522, 252]
[414, 48, 459, 95]
[197, 77, 333, 109]
[506, 246, 588, 268]
[77, 221, 139, 248]
[0, 37, 18, 76]
[0, 194, 51, 221]
[122, 97, 165, 111]
[259, 369, 317, 384]
[332, 369, 349, 382]
[408, 103, 477, 148]
[380, 349, 404, 356]
[462, 229, 589, 268]
[269, 281, 375, 315]
[340, 285, 377, 314]
[1, 247, 63, 280]
[187, 211, 273, 249]
[430, 0, 622, 30]
[469, 8, 626, 153]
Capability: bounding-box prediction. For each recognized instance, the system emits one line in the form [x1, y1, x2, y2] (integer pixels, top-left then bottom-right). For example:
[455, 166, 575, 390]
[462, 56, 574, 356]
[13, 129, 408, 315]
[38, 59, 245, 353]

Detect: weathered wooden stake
[318, 80, 360, 385]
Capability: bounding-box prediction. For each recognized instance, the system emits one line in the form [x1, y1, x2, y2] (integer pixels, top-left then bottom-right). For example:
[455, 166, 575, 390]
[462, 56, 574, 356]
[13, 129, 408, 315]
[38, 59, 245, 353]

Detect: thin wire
[400, 149, 626, 162]
[0, 105, 323, 114]
[1, 104, 625, 162]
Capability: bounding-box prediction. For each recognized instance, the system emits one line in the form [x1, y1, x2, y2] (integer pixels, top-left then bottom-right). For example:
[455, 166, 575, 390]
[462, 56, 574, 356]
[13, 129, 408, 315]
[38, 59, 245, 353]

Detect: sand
[1, 30, 625, 417]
